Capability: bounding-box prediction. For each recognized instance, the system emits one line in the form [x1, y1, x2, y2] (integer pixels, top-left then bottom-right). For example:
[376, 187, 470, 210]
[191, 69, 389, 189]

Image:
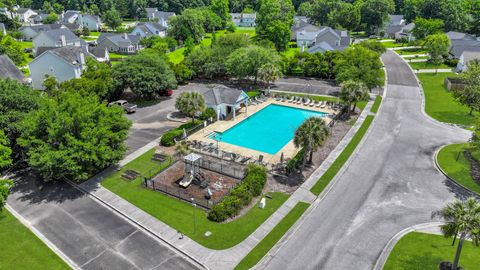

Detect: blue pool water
[209, 104, 327, 154]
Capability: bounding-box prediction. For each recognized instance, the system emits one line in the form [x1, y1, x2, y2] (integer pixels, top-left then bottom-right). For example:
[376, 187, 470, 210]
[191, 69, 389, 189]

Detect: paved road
[262, 50, 471, 269]
[7, 172, 201, 270]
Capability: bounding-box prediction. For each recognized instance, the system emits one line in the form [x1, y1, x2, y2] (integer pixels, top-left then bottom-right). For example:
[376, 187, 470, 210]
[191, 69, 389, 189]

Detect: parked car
[108, 100, 137, 113]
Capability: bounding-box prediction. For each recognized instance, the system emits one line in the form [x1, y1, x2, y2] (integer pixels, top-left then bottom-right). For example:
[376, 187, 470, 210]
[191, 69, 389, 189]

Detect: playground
[147, 153, 241, 208]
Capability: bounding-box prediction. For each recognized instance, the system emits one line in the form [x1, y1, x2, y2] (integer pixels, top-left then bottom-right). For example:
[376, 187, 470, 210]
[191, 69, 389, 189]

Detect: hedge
[160, 120, 202, 146]
[208, 164, 267, 222]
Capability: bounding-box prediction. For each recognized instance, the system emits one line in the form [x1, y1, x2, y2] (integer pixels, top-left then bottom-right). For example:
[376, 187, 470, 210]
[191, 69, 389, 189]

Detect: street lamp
[191, 197, 196, 234]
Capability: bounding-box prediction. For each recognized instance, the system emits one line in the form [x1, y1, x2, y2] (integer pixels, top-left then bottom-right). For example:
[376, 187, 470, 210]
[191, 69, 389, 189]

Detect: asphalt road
[7, 172, 201, 270]
[262, 50, 471, 269]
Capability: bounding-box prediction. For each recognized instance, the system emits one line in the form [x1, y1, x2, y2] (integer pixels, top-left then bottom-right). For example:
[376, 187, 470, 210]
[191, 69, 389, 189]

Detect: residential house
[82, 14, 101, 31]
[447, 31, 480, 60]
[203, 85, 250, 120]
[456, 51, 480, 72]
[394, 23, 414, 41]
[29, 46, 87, 89]
[0, 54, 27, 83]
[291, 19, 321, 41]
[230, 13, 256, 27]
[131, 22, 167, 38]
[294, 16, 308, 24]
[145, 8, 175, 28]
[385, 15, 414, 41]
[16, 8, 37, 22]
[0, 23, 6, 36]
[96, 33, 142, 54]
[306, 27, 351, 53]
[62, 10, 83, 25]
[32, 28, 84, 55]
[19, 24, 65, 40]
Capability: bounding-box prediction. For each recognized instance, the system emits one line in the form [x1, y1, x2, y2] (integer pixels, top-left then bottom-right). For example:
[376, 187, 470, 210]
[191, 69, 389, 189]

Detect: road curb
[433, 145, 480, 199]
[373, 222, 444, 270]
[65, 179, 209, 270]
[5, 204, 81, 270]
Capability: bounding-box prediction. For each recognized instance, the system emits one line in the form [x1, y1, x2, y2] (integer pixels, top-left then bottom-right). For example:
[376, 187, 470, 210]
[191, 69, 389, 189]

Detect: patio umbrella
[280, 152, 284, 163]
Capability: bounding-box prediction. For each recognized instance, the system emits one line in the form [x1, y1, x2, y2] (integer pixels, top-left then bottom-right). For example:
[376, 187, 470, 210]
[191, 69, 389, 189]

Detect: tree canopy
[17, 90, 131, 182]
[424, 33, 450, 65]
[175, 91, 206, 121]
[226, 45, 279, 83]
[256, 0, 295, 51]
[412, 18, 444, 40]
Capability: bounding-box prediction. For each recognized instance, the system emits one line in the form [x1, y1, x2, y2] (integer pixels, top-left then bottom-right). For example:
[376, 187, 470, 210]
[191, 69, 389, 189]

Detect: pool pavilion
[203, 85, 250, 121]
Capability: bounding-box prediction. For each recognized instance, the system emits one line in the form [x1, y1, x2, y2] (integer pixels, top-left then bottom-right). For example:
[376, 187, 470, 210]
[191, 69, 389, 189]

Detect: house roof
[450, 44, 480, 59]
[291, 21, 321, 40]
[388, 15, 404, 26]
[446, 31, 477, 41]
[0, 54, 25, 82]
[98, 33, 141, 47]
[63, 10, 80, 21]
[153, 11, 175, 19]
[307, 41, 334, 53]
[62, 23, 81, 31]
[386, 25, 404, 35]
[20, 23, 64, 33]
[297, 30, 320, 41]
[40, 46, 86, 67]
[16, 8, 33, 14]
[41, 28, 81, 43]
[83, 14, 100, 22]
[134, 22, 166, 36]
[204, 86, 248, 106]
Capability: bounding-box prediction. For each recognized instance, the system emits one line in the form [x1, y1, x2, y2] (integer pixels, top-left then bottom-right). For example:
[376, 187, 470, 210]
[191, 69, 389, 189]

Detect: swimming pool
[209, 104, 328, 154]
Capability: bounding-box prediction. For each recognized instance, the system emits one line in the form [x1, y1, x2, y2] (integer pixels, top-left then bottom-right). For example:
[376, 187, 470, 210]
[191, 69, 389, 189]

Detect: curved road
[262, 51, 471, 269]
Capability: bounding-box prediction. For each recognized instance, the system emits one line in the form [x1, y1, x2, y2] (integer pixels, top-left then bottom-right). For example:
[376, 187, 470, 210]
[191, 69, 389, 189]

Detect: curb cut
[372, 222, 444, 270]
[5, 204, 81, 270]
[433, 145, 480, 199]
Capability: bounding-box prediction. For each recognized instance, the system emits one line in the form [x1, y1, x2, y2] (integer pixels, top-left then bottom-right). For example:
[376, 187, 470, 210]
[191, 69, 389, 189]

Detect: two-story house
[15, 8, 37, 22]
[82, 14, 101, 31]
[32, 28, 84, 56]
[131, 22, 166, 38]
[145, 8, 175, 28]
[29, 46, 87, 89]
[306, 26, 351, 53]
[19, 24, 65, 40]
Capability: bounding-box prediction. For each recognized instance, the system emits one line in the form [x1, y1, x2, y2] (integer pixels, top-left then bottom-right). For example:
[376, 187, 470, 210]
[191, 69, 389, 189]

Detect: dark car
[108, 100, 137, 113]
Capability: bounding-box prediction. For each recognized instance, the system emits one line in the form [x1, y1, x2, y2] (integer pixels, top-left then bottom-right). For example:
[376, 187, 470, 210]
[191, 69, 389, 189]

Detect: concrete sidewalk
[78, 99, 374, 270]
[414, 68, 453, 73]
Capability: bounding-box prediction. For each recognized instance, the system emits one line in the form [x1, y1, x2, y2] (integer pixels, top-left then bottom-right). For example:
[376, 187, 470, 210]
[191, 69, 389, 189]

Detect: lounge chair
[320, 101, 326, 108]
[315, 101, 321, 108]
[203, 142, 214, 151]
[240, 156, 251, 164]
[295, 97, 302, 104]
[255, 97, 264, 103]
[309, 100, 315, 107]
[303, 98, 311, 106]
[275, 95, 282, 101]
[291, 96, 298, 103]
[288, 96, 294, 103]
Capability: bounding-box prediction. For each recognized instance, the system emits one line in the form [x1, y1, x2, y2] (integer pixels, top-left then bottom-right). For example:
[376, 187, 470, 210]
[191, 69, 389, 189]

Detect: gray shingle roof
[45, 46, 86, 66]
[42, 28, 80, 43]
[447, 31, 477, 41]
[83, 14, 100, 22]
[98, 33, 140, 47]
[16, 8, 32, 14]
[0, 54, 25, 82]
[461, 51, 480, 64]
[388, 15, 404, 26]
[450, 44, 480, 59]
[20, 23, 63, 33]
[204, 86, 247, 106]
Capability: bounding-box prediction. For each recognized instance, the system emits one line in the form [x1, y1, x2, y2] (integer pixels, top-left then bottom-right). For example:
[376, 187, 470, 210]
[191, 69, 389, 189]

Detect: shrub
[199, 107, 217, 121]
[160, 129, 183, 146]
[172, 62, 193, 84]
[207, 164, 268, 222]
[286, 148, 304, 175]
[445, 58, 459, 67]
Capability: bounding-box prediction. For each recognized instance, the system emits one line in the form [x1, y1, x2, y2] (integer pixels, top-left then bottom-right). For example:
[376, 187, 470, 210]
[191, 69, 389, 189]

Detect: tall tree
[334, 46, 384, 89]
[256, 0, 294, 51]
[226, 45, 278, 83]
[360, 0, 395, 35]
[258, 62, 282, 88]
[103, 8, 122, 30]
[433, 198, 480, 270]
[424, 33, 450, 66]
[112, 51, 177, 99]
[412, 18, 444, 40]
[0, 178, 13, 211]
[167, 8, 206, 43]
[339, 80, 370, 112]
[294, 117, 330, 169]
[175, 91, 206, 122]
[0, 130, 12, 169]
[210, 0, 230, 27]
[17, 91, 131, 182]
[453, 60, 480, 115]
[0, 35, 26, 66]
[403, 0, 422, 22]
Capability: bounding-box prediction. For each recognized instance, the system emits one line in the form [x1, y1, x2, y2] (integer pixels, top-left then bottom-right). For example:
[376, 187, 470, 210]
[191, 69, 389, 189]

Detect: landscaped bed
[0, 210, 69, 270]
[418, 72, 478, 127]
[437, 143, 480, 194]
[409, 61, 451, 70]
[383, 232, 480, 270]
[101, 148, 290, 249]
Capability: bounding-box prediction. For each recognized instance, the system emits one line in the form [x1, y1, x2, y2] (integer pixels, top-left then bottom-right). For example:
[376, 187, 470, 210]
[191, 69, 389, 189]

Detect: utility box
[259, 197, 266, 209]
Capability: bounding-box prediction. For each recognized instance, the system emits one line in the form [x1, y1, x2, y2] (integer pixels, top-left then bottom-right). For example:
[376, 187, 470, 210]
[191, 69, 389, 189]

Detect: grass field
[437, 143, 480, 194]
[384, 232, 480, 270]
[370, 95, 383, 113]
[234, 202, 310, 270]
[18, 41, 33, 49]
[418, 73, 478, 127]
[409, 61, 451, 70]
[101, 149, 290, 250]
[381, 41, 407, 48]
[397, 48, 427, 55]
[310, 115, 375, 195]
[0, 210, 69, 270]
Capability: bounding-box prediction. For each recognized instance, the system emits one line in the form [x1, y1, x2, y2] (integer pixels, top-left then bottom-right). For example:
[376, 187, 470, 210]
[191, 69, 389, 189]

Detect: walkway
[78, 96, 373, 269]
[259, 50, 471, 269]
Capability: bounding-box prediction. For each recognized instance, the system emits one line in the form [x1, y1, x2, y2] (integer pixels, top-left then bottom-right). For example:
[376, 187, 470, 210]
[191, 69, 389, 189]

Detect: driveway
[262, 50, 471, 269]
[124, 83, 211, 154]
[7, 172, 201, 270]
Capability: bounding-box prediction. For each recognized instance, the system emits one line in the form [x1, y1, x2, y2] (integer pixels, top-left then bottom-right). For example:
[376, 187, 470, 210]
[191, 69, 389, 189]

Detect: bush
[207, 164, 267, 222]
[199, 107, 217, 120]
[160, 129, 183, 146]
[172, 62, 193, 84]
[445, 58, 459, 67]
[286, 148, 304, 175]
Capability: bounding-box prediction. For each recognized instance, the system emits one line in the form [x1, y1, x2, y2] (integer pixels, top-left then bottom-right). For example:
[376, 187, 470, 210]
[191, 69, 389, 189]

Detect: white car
[108, 100, 137, 113]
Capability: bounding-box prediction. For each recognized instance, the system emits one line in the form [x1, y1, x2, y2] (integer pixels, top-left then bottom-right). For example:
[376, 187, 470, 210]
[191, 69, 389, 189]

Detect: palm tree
[433, 197, 480, 270]
[258, 63, 282, 89]
[175, 92, 206, 122]
[175, 141, 190, 159]
[293, 117, 330, 170]
[339, 80, 370, 112]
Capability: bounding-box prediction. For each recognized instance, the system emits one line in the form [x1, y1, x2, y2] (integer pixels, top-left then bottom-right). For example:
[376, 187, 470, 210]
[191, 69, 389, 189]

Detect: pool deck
[188, 98, 335, 164]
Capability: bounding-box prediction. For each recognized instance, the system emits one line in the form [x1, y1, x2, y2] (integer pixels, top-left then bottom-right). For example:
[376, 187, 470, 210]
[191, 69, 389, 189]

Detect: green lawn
[281, 46, 300, 58]
[384, 232, 480, 270]
[409, 61, 451, 70]
[418, 73, 478, 127]
[381, 41, 407, 48]
[310, 115, 375, 195]
[370, 95, 382, 113]
[234, 202, 310, 270]
[397, 48, 427, 55]
[89, 31, 101, 37]
[18, 41, 33, 49]
[101, 149, 290, 250]
[109, 52, 130, 59]
[437, 143, 480, 194]
[0, 210, 69, 270]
